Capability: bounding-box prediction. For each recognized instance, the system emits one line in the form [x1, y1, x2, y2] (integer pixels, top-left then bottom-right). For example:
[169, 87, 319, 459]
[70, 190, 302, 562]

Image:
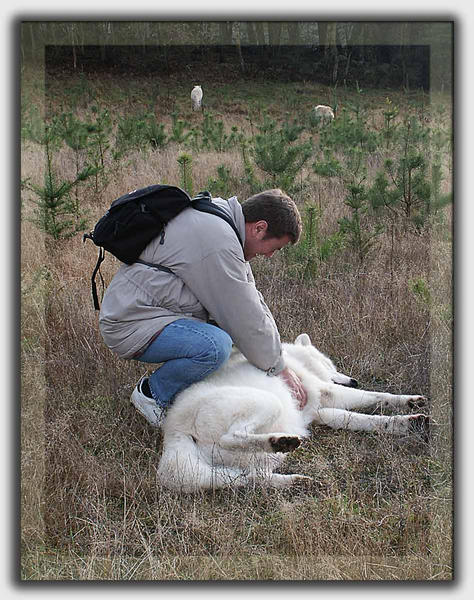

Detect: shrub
[27, 146, 96, 240]
[371, 113, 451, 231]
[338, 183, 384, 265]
[144, 114, 168, 149]
[114, 114, 148, 157]
[25, 123, 99, 240]
[284, 203, 345, 279]
[206, 164, 239, 199]
[169, 112, 192, 144]
[201, 113, 242, 153]
[252, 115, 312, 191]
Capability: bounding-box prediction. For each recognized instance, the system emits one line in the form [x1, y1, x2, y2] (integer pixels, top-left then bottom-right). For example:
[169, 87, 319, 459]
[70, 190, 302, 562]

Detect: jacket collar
[212, 196, 246, 246]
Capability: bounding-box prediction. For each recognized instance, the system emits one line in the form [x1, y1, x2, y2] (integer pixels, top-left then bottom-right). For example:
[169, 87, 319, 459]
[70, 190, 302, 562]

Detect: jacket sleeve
[179, 247, 285, 374]
[245, 263, 280, 332]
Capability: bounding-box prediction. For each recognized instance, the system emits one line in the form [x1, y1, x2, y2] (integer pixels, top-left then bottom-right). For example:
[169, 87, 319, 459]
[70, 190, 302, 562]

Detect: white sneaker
[130, 376, 166, 427]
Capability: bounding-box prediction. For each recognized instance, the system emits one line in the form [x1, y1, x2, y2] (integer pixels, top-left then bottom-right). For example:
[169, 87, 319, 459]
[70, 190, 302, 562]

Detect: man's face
[243, 221, 292, 261]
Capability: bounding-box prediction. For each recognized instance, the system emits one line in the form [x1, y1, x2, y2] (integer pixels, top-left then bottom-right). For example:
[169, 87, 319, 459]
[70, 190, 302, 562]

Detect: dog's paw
[408, 413, 430, 441]
[269, 435, 302, 453]
[290, 474, 313, 487]
[407, 395, 427, 410]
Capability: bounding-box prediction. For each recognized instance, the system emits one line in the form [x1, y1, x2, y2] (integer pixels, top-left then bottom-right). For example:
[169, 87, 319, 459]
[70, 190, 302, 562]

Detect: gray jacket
[98, 196, 285, 374]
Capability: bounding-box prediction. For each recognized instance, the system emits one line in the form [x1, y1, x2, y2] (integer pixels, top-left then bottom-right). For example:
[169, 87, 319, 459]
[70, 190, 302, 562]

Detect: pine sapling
[338, 183, 384, 265]
[27, 130, 99, 240]
[177, 153, 193, 196]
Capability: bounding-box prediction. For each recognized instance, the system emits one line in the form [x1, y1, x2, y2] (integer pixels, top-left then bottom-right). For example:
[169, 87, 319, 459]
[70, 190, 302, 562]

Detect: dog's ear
[295, 333, 311, 346]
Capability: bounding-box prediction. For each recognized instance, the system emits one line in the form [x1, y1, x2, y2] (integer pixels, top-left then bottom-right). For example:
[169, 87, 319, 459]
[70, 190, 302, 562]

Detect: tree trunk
[219, 21, 233, 45]
[268, 22, 282, 46]
[287, 22, 300, 45]
[318, 22, 329, 51]
[246, 22, 258, 45]
[255, 22, 266, 45]
[232, 22, 245, 73]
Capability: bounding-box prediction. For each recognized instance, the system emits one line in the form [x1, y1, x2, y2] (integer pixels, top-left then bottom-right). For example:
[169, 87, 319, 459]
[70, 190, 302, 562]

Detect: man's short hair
[241, 189, 302, 244]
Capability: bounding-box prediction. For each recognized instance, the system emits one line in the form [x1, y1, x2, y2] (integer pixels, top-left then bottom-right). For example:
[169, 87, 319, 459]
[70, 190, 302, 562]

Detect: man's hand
[279, 367, 308, 410]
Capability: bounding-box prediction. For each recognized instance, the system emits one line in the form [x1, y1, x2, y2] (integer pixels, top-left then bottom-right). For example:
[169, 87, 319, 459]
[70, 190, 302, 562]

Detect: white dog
[157, 334, 428, 492]
[314, 104, 335, 120]
[191, 85, 203, 111]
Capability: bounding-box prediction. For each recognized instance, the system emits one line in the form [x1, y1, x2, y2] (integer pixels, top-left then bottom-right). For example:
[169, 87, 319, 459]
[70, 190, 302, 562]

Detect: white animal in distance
[191, 85, 203, 111]
[314, 104, 335, 120]
[157, 333, 428, 492]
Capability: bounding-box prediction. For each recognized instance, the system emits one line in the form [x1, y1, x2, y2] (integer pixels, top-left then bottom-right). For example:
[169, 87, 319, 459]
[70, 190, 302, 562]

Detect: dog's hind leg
[332, 373, 359, 387]
[218, 393, 303, 454]
[219, 430, 302, 453]
[157, 435, 304, 491]
[157, 433, 253, 492]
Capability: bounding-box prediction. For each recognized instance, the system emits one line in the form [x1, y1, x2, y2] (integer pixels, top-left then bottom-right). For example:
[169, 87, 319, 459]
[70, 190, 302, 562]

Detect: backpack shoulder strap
[133, 193, 244, 275]
[90, 247, 106, 311]
[191, 191, 243, 248]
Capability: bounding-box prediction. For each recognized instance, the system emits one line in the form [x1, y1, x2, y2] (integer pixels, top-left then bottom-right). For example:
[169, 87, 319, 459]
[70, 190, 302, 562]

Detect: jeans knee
[212, 328, 233, 368]
[195, 326, 232, 371]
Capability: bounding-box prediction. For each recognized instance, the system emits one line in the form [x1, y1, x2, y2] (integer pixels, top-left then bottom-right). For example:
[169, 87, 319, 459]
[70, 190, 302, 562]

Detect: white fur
[191, 85, 203, 111]
[314, 104, 335, 120]
[157, 333, 427, 492]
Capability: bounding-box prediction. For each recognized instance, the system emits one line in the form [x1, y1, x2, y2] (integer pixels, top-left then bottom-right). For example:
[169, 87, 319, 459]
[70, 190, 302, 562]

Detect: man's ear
[254, 220, 268, 238]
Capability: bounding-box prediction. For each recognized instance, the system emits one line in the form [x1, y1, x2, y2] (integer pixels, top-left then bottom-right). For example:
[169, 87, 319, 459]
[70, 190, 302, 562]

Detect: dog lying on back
[157, 333, 428, 492]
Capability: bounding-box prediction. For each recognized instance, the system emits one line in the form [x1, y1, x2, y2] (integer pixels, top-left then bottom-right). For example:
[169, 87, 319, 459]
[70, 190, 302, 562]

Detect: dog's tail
[157, 432, 250, 493]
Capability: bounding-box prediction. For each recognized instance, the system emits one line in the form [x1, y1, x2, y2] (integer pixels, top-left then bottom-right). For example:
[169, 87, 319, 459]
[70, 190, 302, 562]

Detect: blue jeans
[135, 319, 233, 409]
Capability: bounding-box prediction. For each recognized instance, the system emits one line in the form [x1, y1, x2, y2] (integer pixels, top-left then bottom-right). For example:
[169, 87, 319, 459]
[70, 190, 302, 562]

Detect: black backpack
[83, 185, 243, 310]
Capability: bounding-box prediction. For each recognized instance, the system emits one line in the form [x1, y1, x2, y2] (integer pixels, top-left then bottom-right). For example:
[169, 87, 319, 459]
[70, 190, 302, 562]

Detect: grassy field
[20, 66, 453, 581]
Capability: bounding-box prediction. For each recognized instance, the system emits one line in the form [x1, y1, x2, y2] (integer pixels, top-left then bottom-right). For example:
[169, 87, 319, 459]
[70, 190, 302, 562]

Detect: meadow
[20, 65, 453, 580]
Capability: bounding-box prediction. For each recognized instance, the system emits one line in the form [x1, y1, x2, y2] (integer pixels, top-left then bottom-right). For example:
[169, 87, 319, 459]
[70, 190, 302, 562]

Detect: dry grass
[20, 69, 453, 581]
